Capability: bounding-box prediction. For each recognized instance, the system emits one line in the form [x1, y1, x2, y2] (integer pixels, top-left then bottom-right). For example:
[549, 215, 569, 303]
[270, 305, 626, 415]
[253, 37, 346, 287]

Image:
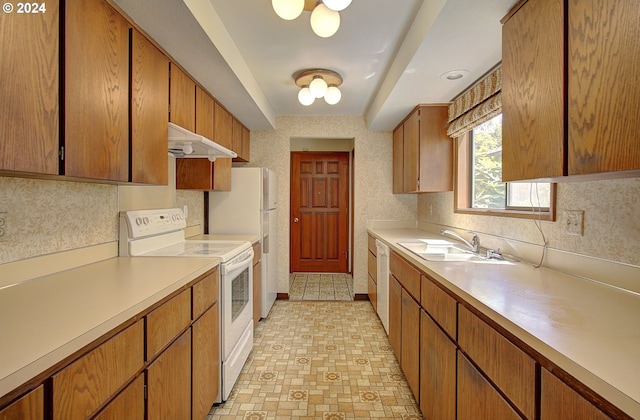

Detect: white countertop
[0, 256, 219, 398]
[369, 227, 640, 419]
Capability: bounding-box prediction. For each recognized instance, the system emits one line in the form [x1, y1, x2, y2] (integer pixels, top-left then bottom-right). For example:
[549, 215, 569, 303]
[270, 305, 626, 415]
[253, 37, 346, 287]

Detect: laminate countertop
[369, 227, 640, 419]
[0, 256, 219, 399]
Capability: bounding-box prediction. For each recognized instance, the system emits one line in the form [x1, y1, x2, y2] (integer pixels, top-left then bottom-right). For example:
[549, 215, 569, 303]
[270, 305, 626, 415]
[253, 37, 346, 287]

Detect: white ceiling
[113, 0, 518, 131]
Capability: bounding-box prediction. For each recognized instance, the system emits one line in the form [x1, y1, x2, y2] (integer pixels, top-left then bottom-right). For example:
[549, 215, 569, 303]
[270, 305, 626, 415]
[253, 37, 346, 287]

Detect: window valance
[447, 66, 501, 138]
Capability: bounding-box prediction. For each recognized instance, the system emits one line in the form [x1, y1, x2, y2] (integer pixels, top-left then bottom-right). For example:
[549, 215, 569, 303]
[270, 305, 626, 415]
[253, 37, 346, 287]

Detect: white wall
[248, 115, 416, 295]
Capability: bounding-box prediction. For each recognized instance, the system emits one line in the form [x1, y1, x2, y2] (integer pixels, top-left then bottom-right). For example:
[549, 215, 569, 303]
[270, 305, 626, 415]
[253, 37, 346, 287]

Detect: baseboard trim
[354, 294, 369, 301]
[277, 293, 289, 300]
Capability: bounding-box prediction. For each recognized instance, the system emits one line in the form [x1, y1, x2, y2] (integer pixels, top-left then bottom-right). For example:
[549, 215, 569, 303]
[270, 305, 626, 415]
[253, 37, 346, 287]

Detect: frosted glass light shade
[323, 0, 352, 12]
[298, 87, 315, 106]
[309, 77, 328, 98]
[310, 3, 340, 38]
[272, 0, 304, 20]
[324, 86, 341, 104]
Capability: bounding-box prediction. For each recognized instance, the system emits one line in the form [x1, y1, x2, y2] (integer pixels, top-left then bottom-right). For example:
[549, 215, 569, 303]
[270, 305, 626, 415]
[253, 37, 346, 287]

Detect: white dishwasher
[375, 239, 390, 334]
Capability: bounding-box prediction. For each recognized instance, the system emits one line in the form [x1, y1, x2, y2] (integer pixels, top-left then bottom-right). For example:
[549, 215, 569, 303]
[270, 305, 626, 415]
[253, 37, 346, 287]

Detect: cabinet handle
[294, 217, 299, 223]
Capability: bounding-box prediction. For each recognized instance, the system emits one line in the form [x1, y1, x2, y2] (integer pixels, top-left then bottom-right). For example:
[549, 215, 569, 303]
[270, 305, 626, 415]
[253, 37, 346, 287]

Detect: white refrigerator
[210, 167, 278, 319]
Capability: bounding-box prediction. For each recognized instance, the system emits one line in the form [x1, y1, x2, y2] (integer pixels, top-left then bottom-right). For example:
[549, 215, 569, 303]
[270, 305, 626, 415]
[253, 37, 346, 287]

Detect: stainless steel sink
[397, 241, 489, 262]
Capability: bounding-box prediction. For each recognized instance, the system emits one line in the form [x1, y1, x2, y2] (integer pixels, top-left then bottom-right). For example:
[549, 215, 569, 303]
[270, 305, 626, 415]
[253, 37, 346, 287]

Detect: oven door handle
[223, 251, 254, 275]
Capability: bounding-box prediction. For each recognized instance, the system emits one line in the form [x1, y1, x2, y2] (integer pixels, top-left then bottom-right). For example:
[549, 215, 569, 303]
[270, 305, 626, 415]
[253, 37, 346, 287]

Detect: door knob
[294, 217, 299, 222]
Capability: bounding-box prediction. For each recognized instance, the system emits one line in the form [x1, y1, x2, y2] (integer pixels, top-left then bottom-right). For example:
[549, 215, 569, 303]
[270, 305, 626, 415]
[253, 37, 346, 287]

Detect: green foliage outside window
[471, 114, 505, 208]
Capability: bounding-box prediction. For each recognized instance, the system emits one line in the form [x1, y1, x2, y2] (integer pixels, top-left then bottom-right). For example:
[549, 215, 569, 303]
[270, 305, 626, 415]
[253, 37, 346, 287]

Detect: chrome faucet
[440, 229, 479, 253]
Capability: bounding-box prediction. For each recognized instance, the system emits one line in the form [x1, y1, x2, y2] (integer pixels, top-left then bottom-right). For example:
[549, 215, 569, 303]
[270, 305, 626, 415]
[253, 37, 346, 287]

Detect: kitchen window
[455, 114, 556, 220]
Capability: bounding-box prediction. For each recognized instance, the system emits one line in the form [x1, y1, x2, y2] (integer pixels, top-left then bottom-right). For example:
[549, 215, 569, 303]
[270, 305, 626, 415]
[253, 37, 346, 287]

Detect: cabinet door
[232, 118, 243, 155]
[401, 289, 420, 401]
[214, 102, 233, 149]
[196, 86, 214, 140]
[418, 106, 452, 192]
[65, 0, 130, 181]
[192, 269, 218, 320]
[169, 64, 195, 131]
[420, 310, 456, 420]
[241, 126, 251, 162]
[388, 275, 402, 361]
[392, 125, 404, 193]
[502, 0, 564, 181]
[130, 29, 169, 185]
[213, 158, 232, 191]
[368, 274, 377, 311]
[0, 385, 43, 420]
[147, 330, 192, 420]
[567, 0, 640, 175]
[52, 320, 143, 420]
[93, 376, 144, 420]
[458, 352, 521, 420]
[192, 306, 219, 420]
[0, 0, 58, 175]
[402, 109, 420, 192]
[540, 368, 610, 420]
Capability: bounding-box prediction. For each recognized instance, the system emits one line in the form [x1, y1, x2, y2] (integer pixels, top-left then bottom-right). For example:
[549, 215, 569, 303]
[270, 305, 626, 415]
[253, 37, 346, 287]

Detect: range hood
[168, 122, 237, 162]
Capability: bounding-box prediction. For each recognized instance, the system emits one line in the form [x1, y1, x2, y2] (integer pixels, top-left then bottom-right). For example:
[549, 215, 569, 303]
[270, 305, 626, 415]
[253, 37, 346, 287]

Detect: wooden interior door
[290, 152, 349, 272]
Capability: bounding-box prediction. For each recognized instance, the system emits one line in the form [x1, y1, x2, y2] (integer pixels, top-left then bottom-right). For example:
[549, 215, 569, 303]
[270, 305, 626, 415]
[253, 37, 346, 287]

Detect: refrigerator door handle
[262, 211, 269, 253]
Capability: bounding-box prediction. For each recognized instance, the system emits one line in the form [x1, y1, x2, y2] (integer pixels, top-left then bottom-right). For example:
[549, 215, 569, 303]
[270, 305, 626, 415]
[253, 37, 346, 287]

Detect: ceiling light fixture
[272, 0, 351, 38]
[440, 69, 470, 81]
[294, 69, 343, 106]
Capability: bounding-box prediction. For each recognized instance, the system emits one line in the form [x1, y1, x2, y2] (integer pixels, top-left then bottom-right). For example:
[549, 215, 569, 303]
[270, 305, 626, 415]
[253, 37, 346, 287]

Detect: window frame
[454, 131, 556, 221]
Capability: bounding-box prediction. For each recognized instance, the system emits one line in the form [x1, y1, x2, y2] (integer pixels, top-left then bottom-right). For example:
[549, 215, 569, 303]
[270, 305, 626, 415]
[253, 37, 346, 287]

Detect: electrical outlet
[564, 210, 584, 236]
[0, 211, 6, 241]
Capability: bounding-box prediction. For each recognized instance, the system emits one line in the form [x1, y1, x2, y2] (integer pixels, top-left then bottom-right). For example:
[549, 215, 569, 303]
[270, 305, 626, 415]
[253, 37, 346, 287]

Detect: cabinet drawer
[421, 275, 457, 339]
[146, 289, 191, 360]
[52, 320, 144, 420]
[368, 251, 377, 283]
[367, 234, 377, 256]
[540, 368, 609, 420]
[93, 375, 144, 420]
[458, 305, 535, 419]
[390, 251, 420, 300]
[0, 385, 43, 420]
[458, 352, 521, 420]
[192, 269, 218, 320]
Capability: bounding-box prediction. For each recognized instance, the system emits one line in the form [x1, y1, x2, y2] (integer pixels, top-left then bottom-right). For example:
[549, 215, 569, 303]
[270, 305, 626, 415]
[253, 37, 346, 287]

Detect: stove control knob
[143, 217, 149, 225]
[135, 217, 143, 226]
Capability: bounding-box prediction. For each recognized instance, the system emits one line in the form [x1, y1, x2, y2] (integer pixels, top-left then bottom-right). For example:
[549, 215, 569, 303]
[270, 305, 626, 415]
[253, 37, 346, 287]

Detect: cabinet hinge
[417, 179, 420, 188]
[59, 146, 64, 161]
[144, 384, 148, 400]
[168, 104, 171, 114]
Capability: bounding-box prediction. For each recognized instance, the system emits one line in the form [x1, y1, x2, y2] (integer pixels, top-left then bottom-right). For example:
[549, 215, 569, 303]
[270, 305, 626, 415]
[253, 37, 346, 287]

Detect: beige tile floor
[207, 301, 422, 420]
[289, 273, 354, 301]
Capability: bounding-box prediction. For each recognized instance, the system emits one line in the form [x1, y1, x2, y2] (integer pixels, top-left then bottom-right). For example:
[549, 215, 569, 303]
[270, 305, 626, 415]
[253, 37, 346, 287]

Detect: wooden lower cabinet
[540, 368, 610, 420]
[93, 376, 144, 420]
[458, 352, 521, 420]
[420, 310, 456, 420]
[52, 320, 144, 420]
[458, 305, 536, 419]
[147, 330, 192, 420]
[388, 275, 402, 361]
[192, 305, 220, 420]
[401, 289, 420, 401]
[0, 385, 43, 420]
[146, 289, 191, 360]
[368, 274, 377, 311]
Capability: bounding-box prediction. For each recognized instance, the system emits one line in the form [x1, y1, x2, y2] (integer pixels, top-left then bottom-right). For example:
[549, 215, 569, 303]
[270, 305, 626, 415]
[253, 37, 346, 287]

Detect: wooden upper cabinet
[130, 29, 169, 185]
[502, 0, 640, 181]
[232, 118, 250, 162]
[502, 0, 564, 182]
[567, 0, 640, 175]
[195, 86, 214, 140]
[0, 0, 58, 175]
[65, 0, 130, 181]
[214, 102, 233, 149]
[241, 126, 251, 162]
[392, 125, 404, 193]
[169, 63, 196, 131]
[394, 105, 452, 193]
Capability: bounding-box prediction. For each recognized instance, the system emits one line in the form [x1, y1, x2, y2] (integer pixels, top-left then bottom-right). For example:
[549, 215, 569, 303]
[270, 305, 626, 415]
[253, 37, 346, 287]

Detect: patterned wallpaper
[0, 176, 118, 264]
[250, 116, 416, 294]
[417, 177, 640, 267]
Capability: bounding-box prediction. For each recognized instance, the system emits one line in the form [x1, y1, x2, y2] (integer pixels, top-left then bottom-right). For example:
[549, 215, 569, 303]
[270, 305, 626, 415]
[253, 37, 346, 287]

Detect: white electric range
[119, 208, 253, 402]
